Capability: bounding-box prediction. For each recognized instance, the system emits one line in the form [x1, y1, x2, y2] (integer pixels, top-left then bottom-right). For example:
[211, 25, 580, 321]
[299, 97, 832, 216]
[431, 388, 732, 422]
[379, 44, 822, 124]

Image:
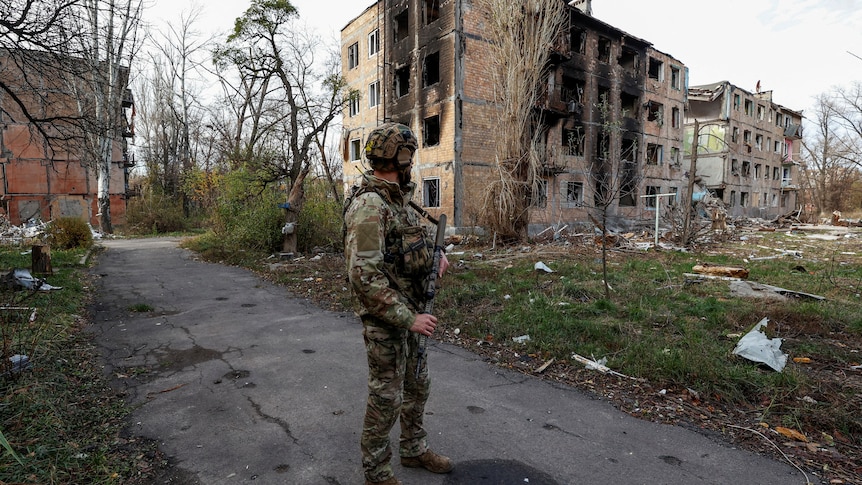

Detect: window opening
[423, 51, 440, 87]
[368, 81, 380, 107]
[564, 181, 583, 207]
[368, 29, 380, 56]
[347, 42, 359, 69]
[394, 9, 409, 43]
[646, 143, 662, 165]
[394, 64, 410, 98]
[423, 178, 440, 207]
[648, 57, 663, 81]
[349, 139, 362, 161]
[597, 37, 611, 63]
[423, 0, 440, 24]
[423, 115, 440, 147]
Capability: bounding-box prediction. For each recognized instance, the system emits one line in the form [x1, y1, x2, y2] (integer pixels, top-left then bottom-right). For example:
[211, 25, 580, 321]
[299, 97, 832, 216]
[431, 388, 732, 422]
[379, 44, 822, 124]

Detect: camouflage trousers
[361, 322, 430, 482]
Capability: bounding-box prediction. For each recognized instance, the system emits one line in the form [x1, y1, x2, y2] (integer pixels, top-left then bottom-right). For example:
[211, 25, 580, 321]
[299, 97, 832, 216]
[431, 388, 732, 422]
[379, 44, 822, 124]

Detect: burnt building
[341, 0, 687, 231]
[0, 49, 134, 227]
[686, 81, 802, 219]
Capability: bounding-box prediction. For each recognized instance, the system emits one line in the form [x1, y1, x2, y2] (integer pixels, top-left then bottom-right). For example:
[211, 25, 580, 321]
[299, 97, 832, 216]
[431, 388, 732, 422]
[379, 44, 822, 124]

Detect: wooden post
[32, 244, 53, 275]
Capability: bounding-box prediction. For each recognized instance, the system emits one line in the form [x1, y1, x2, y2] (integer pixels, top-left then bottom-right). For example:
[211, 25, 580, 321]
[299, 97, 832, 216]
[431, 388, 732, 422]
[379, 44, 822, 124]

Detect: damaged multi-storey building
[686, 81, 802, 220]
[0, 49, 134, 227]
[341, 0, 793, 233]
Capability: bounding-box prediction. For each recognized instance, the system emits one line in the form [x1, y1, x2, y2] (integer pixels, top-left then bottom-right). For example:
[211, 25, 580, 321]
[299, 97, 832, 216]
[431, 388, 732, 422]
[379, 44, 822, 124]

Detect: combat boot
[401, 449, 453, 473]
[365, 476, 401, 485]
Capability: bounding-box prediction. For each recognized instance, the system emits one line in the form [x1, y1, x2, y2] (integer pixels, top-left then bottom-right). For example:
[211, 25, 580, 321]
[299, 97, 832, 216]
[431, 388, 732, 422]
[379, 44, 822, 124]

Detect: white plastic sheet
[732, 317, 787, 372]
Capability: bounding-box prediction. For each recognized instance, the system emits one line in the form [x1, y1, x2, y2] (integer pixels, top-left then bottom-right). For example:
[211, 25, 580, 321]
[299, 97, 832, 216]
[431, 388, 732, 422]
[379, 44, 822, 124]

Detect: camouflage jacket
[344, 173, 433, 329]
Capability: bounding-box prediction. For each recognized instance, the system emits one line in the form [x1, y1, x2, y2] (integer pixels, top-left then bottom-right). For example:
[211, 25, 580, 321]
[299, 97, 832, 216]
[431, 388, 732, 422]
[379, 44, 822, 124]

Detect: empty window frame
[368, 81, 380, 107]
[646, 101, 663, 123]
[347, 42, 359, 69]
[757, 104, 765, 120]
[755, 134, 763, 151]
[571, 28, 587, 55]
[562, 77, 585, 106]
[671, 106, 680, 128]
[394, 64, 410, 98]
[368, 29, 380, 56]
[393, 9, 409, 43]
[423, 51, 440, 87]
[349, 138, 362, 161]
[423, 178, 440, 207]
[619, 47, 638, 72]
[731, 159, 739, 175]
[423, 0, 440, 24]
[646, 143, 663, 165]
[645, 185, 659, 208]
[349, 96, 360, 117]
[754, 163, 761, 178]
[670, 147, 680, 165]
[741, 160, 751, 177]
[744, 99, 754, 116]
[561, 125, 585, 156]
[648, 57, 663, 81]
[620, 92, 639, 118]
[597, 36, 611, 63]
[773, 167, 780, 180]
[670, 66, 681, 89]
[730, 190, 737, 207]
[618, 158, 638, 207]
[423, 115, 440, 147]
[732, 126, 739, 143]
[740, 191, 749, 207]
[564, 181, 583, 207]
[733, 94, 741, 110]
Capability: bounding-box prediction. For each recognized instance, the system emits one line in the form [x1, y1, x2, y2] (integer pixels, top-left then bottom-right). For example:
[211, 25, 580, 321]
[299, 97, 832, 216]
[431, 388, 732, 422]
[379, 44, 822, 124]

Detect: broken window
[394, 9, 409, 43]
[671, 107, 680, 128]
[423, 51, 440, 87]
[348, 42, 359, 69]
[561, 125, 585, 156]
[645, 186, 659, 208]
[773, 167, 780, 180]
[368, 81, 380, 107]
[670, 147, 680, 166]
[571, 28, 587, 55]
[754, 163, 761, 178]
[349, 139, 362, 161]
[597, 36, 611, 63]
[765, 165, 770, 179]
[564, 181, 583, 207]
[757, 104, 765, 120]
[670, 66, 681, 89]
[646, 101, 663, 124]
[742, 160, 751, 177]
[743, 130, 752, 152]
[368, 29, 380, 56]
[730, 191, 737, 207]
[773, 140, 781, 153]
[731, 126, 739, 143]
[394, 64, 410, 98]
[423, 178, 440, 207]
[620, 92, 638, 118]
[423, 0, 440, 24]
[744, 99, 753, 116]
[733, 94, 741, 111]
[619, 47, 638, 72]
[755, 134, 763, 151]
[562, 77, 585, 107]
[618, 157, 638, 207]
[646, 143, 662, 165]
[731, 159, 739, 176]
[648, 57, 663, 81]
[423, 115, 440, 147]
[740, 191, 749, 207]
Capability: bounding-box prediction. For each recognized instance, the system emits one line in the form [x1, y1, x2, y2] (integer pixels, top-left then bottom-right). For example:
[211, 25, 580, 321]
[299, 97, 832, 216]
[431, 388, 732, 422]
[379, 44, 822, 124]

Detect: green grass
[0, 243, 146, 484]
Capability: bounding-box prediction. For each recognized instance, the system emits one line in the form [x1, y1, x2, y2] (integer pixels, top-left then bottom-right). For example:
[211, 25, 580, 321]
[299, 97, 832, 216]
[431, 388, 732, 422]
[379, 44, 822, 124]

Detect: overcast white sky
[143, 0, 862, 116]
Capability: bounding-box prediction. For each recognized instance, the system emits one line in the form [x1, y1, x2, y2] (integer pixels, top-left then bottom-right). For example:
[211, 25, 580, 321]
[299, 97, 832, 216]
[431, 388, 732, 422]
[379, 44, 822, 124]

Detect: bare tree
[801, 91, 862, 216]
[477, 0, 567, 242]
[212, 0, 352, 253]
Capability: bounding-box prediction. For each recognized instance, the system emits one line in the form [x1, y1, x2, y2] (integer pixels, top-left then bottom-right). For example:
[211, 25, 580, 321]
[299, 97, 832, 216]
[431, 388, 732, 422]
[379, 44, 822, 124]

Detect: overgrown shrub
[126, 189, 187, 234]
[46, 217, 93, 249]
[210, 167, 283, 253]
[297, 180, 344, 253]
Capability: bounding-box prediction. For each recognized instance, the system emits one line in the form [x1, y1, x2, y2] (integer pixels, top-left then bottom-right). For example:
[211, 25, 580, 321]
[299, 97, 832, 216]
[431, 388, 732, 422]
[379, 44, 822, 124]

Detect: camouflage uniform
[344, 172, 434, 483]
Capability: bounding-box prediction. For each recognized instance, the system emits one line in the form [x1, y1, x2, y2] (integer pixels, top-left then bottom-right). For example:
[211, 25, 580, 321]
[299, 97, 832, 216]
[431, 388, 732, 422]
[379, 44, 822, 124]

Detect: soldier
[344, 123, 452, 485]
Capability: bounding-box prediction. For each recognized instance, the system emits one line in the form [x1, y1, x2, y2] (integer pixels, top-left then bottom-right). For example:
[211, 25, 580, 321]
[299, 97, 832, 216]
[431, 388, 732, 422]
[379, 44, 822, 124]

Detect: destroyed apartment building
[686, 81, 802, 221]
[341, 0, 687, 232]
[0, 48, 135, 228]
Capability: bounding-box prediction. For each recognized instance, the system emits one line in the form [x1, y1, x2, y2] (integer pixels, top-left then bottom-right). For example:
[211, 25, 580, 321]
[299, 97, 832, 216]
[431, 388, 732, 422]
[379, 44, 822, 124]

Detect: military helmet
[364, 122, 417, 170]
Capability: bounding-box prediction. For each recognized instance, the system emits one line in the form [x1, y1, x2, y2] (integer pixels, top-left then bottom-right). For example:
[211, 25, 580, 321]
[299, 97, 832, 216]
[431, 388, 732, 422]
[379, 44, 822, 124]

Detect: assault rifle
[415, 212, 446, 379]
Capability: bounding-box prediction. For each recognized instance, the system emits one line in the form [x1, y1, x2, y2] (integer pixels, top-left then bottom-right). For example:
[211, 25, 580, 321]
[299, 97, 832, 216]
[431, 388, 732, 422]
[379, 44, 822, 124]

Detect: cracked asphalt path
[87, 238, 805, 484]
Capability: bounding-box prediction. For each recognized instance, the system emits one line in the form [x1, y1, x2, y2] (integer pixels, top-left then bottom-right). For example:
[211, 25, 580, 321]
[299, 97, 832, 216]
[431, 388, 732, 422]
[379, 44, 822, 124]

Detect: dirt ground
[265, 227, 862, 485]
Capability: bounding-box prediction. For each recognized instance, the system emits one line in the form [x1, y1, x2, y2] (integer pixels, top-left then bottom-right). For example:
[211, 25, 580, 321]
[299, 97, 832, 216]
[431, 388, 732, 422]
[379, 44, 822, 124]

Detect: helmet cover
[364, 122, 417, 169]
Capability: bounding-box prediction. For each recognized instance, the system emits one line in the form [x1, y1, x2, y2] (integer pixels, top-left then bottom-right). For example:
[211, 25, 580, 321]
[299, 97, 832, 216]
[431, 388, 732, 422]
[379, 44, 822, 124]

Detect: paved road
[87, 238, 806, 485]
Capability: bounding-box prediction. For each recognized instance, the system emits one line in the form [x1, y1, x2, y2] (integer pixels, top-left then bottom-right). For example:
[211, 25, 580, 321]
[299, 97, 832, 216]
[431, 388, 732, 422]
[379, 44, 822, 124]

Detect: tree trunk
[31, 245, 53, 276]
[281, 168, 309, 254]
